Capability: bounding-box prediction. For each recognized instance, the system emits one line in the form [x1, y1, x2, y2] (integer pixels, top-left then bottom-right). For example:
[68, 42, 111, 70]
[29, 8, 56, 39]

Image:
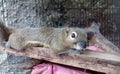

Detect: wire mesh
[0, 0, 120, 45]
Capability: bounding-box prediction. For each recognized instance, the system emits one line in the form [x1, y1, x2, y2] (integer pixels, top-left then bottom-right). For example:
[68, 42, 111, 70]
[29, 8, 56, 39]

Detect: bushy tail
[0, 20, 13, 41]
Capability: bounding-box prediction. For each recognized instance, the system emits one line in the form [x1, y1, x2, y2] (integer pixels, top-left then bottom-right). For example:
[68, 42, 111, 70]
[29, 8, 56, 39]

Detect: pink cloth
[86, 44, 104, 52]
[118, 46, 120, 49]
[31, 63, 90, 74]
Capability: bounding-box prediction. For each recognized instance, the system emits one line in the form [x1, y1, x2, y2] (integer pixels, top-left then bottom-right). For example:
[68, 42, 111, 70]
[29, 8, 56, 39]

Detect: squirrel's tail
[0, 20, 13, 41]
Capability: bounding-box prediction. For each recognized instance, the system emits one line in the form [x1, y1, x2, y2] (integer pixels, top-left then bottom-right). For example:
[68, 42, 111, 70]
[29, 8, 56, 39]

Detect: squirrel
[7, 27, 88, 53]
[0, 22, 88, 53]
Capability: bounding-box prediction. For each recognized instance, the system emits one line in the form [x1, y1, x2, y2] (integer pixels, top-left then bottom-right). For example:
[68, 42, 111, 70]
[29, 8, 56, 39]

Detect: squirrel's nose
[79, 41, 88, 48]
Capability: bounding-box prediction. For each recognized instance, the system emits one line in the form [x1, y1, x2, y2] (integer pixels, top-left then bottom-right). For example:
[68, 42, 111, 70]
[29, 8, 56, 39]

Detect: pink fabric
[31, 63, 90, 74]
[118, 46, 120, 49]
[86, 44, 104, 52]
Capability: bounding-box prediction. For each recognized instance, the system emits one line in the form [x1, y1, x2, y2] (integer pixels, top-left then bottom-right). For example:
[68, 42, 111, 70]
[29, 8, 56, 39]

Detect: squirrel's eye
[71, 32, 77, 38]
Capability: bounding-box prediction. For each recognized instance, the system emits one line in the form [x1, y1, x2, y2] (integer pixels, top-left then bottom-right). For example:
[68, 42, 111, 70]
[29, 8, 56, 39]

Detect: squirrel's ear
[62, 27, 71, 38]
[65, 27, 71, 34]
[87, 31, 94, 40]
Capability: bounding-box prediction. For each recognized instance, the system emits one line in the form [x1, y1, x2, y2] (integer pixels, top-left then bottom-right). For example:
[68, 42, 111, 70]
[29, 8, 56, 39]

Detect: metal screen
[0, 0, 120, 45]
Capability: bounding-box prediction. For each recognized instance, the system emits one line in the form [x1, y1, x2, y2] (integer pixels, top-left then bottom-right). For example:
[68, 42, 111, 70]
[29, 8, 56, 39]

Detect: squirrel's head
[62, 27, 90, 51]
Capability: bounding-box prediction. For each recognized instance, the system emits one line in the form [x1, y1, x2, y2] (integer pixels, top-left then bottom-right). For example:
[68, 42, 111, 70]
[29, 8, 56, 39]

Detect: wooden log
[0, 46, 120, 73]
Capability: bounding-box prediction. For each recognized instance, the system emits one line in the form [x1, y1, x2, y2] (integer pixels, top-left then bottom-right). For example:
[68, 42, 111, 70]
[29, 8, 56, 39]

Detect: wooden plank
[0, 46, 120, 73]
